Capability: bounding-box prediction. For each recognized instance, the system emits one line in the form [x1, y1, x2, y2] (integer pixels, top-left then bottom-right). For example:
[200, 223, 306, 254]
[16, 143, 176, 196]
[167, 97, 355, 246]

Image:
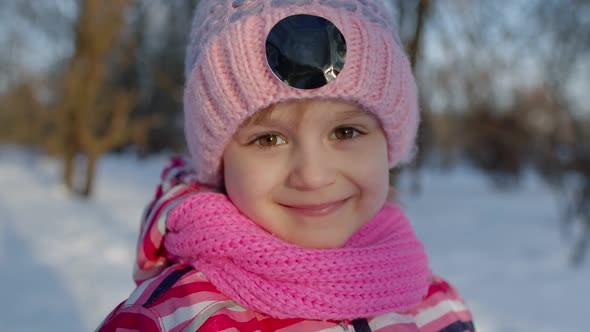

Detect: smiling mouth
[281, 198, 350, 217]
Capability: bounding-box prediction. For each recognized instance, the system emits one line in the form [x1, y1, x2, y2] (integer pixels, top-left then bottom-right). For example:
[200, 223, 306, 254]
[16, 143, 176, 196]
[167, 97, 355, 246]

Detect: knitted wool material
[184, 0, 420, 186]
[165, 193, 430, 320]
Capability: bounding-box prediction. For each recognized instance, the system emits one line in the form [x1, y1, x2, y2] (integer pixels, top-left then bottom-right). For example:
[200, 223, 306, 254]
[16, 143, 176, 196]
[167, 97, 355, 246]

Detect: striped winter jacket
[97, 157, 475, 332]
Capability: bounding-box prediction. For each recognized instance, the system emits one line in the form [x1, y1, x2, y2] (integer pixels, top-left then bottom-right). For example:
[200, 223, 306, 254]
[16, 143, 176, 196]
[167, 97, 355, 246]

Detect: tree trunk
[54, 0, 136, 198]
[391, 0, 431, 189]
[572, 224, 589, 267]
[63, 149, 75, 192]
[408, 0, 431, 193]
[81, 153, 98, 197]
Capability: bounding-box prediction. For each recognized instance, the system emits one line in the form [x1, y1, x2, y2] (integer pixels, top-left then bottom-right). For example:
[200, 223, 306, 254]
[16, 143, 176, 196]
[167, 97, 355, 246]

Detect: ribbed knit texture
[184, 0, 420, 186]
[164, 193, 430, 320]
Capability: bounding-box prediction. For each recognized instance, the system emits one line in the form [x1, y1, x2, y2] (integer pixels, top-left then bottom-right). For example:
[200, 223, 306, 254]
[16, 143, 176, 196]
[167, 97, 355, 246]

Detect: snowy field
[0, 146, 588, 332]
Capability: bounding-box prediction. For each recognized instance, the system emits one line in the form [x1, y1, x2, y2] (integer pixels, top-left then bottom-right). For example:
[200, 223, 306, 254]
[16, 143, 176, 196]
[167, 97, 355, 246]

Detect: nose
[286, 142, 335, 191]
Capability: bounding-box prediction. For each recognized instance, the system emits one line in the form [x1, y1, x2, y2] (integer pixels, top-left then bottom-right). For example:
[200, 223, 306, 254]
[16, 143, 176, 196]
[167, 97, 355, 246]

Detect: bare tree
[529, 0, 590, 265]
[391, 0, 589, 263]
[387, 0, 432, 188]
[49, 0, 148, 197]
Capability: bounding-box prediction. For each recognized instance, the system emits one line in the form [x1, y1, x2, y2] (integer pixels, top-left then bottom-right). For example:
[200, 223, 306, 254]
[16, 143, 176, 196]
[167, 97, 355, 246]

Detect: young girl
[98, 1, 475, 331]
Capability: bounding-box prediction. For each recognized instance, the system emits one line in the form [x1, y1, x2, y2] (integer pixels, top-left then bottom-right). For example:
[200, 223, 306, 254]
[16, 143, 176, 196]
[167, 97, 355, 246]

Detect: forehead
[244, 99, 375, 127]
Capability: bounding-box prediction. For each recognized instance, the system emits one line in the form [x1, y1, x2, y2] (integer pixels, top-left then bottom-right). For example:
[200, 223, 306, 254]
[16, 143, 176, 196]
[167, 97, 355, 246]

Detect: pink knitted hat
[184, 0, 420, 186]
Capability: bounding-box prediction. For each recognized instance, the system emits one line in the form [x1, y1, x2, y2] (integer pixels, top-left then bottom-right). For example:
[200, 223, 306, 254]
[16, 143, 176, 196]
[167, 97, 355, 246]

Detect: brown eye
[254, 133, 286, 147]
[333, 127, 362, 140]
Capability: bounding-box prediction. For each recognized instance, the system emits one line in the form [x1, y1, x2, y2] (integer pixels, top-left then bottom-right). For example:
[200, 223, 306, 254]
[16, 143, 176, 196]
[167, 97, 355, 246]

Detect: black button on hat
[266, 14, 347, 90]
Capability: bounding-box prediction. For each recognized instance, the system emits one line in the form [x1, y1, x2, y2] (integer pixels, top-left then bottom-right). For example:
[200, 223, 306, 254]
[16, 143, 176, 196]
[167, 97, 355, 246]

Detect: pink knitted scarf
[165, 193, 430, 320]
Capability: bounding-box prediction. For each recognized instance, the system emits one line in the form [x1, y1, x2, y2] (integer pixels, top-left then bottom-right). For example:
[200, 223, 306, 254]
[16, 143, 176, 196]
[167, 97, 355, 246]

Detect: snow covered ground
[0, 146, 588, 332]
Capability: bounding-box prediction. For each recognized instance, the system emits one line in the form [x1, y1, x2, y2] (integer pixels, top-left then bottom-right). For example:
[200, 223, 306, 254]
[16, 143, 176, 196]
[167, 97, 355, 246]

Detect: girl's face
[222, 99, 390, 249]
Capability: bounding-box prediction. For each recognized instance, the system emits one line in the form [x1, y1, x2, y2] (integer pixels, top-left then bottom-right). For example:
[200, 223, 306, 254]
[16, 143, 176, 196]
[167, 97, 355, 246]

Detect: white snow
[0, 146, 587, 332]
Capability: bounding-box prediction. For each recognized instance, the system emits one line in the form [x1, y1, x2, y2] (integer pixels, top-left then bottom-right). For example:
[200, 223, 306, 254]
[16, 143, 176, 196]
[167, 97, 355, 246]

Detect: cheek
[351, 137, 390, 196]
[362, 161, 390, 203]
[223, 150, 257, 208]
[222, 147, 283, 214]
